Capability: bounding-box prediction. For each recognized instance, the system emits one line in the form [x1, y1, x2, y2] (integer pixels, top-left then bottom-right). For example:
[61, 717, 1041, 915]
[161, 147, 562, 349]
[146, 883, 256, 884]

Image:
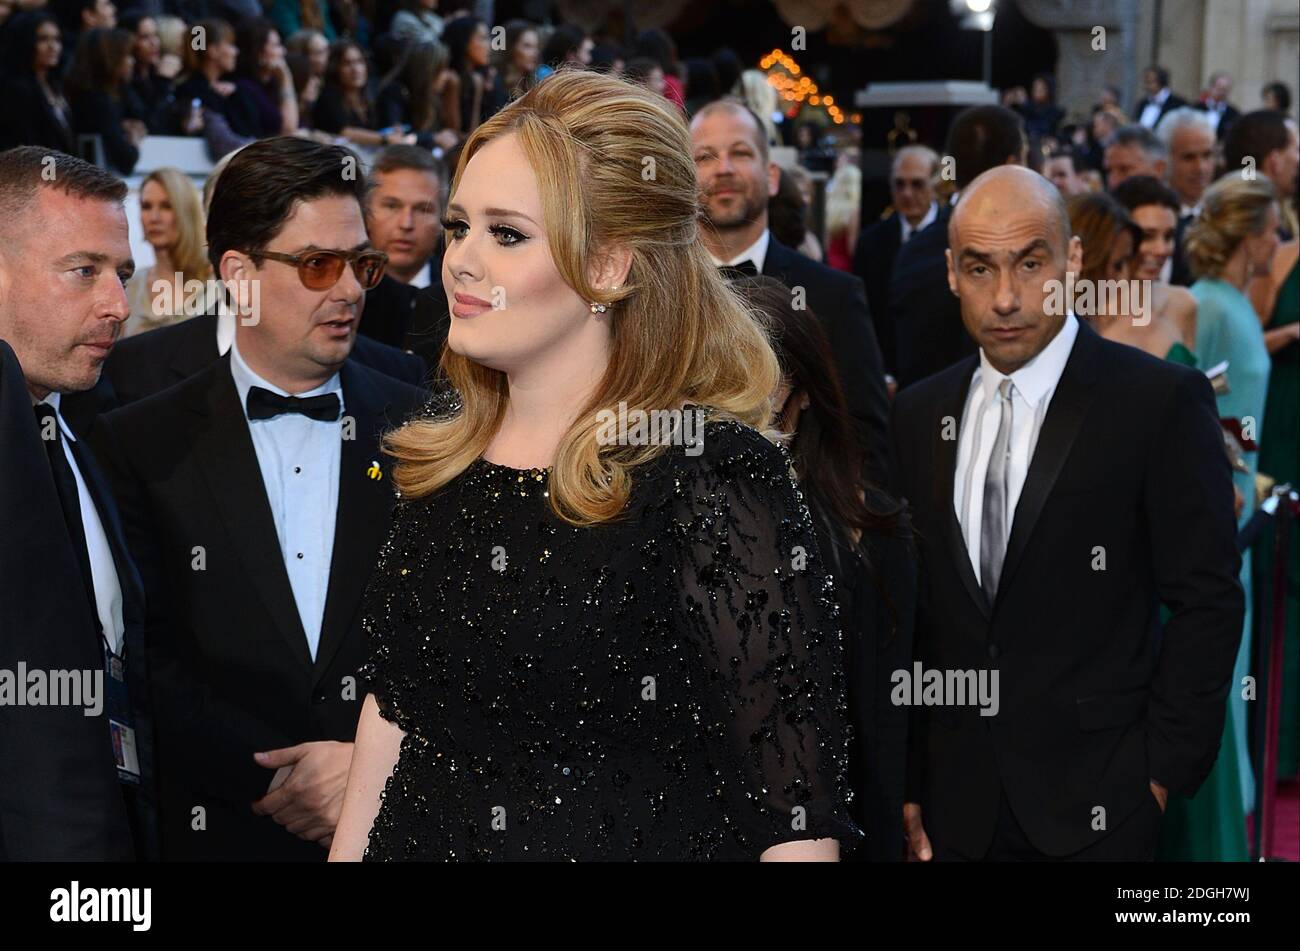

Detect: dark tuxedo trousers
[889, 321, 1243, 859]
[89, 355, 425, 860]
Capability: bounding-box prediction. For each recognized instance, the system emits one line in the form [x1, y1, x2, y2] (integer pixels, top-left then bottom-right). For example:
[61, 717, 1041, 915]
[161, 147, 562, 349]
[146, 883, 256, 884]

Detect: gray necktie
[980, 378, 1013, 602]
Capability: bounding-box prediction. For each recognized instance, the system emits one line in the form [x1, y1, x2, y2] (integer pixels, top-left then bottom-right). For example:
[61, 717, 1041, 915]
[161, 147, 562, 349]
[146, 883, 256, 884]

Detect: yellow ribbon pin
[366, 460, 382, 480]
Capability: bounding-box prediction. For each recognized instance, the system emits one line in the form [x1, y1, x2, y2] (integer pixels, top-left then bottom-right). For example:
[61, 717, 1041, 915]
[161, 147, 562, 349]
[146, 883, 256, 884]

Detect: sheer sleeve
[357, 389, 462, 732]
[669, 422, 863, 857]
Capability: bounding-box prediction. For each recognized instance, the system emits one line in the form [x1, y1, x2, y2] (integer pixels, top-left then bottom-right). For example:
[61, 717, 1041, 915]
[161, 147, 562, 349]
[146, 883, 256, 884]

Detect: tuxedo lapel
[995, 324, 1101, 606]
[312, 361, 399, 685]
[65, 436, 145, 629]
[190, 356, 313, 669]
[169, 313, 221, 385]
[934, 356, 989, 618]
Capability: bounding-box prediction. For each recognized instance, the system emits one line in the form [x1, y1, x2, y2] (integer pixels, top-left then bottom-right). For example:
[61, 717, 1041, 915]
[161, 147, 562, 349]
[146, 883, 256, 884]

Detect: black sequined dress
[359, 411, 862, 860]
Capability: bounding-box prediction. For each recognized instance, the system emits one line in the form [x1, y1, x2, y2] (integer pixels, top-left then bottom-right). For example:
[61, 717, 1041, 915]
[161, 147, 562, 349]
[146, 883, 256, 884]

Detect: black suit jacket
[887, 204, 977, 391]
[89, 356, 425, 860]
[61, 313, 426, 438]
[851, 212, 904, 375]
[762, 236, 890, 484]
[0, 75, 77, 154]
[889, 321, 1243, 858]
[0, 339, 134, 860]
[358, 275, 418, 349]
[1134, 92, 1188, 129]
[1170, 212, 1196, 287]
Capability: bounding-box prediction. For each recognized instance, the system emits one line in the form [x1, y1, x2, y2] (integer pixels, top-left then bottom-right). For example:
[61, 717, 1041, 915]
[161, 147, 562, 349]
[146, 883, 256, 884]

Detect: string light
[758, 47, 859, 125]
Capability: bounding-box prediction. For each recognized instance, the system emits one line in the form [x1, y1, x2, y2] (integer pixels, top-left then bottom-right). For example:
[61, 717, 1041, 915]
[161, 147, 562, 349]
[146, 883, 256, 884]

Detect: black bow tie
[246, 386, 340, 422]
[717, 260, 759, 280]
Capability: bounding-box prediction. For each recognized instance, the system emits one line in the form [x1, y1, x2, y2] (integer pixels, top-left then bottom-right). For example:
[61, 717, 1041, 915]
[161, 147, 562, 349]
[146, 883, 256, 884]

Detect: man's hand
[1149, 780, 1168, 813]
[903, 803, 933, 861]
[251, 741, 354, 846]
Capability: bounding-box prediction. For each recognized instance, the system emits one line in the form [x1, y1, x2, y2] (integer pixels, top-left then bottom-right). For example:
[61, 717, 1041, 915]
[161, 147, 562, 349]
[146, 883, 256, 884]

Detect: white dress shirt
[900, 201, 939, 245]
[229, 338, 343, 660]
[41, 393, 125, 654]
[708, 228, 771, 273]
[953, 314, 1080, 586]
[1139, 88, 1170, 128]
[409, 261, 432, 289]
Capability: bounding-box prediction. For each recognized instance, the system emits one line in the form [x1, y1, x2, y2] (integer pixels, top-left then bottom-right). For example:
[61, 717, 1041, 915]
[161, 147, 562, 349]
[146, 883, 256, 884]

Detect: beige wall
[1145, 0, 1298, 118]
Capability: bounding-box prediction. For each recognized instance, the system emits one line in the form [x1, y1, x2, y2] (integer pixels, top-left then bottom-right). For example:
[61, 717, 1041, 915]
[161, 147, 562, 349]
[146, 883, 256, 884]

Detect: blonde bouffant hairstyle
[384, 67, 781, 526]
[1184, 174, 1278, 279]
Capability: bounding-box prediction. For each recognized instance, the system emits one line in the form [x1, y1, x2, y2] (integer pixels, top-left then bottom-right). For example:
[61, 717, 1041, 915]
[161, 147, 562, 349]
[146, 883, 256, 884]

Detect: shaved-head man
[890, 164, 1244, 862]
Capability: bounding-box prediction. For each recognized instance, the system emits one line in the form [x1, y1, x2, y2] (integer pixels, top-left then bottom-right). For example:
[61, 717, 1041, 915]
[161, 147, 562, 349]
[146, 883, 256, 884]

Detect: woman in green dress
[1160, 174, 1281, 861]
[1255, 233, 1300, 789]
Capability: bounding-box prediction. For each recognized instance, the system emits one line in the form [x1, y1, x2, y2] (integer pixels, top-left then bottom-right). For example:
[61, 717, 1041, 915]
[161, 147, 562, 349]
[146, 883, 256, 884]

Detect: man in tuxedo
[888, 105, 1027, 390]
[892, 166, 1243, 861]
[851, 144, 939, 377]
[0, 147, 156, 860]
[1196, 72, 1241, 140]
[1153, 108, 1215, 286]
[1135, 66, 1187, 131]
[360, 146, 449, 354]
[90, 137, 425, 861]
[1103, 124, 1168, 190]
[690, 98, 890, 483]
[1043, 148, 1087, 197]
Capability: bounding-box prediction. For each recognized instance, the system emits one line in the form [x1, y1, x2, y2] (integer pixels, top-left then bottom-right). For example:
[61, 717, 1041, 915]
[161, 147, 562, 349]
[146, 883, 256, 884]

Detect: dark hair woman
[119, 11, 173, 133]
[314, 38, 415, 148]
[732, 274, 915, 863]
[375, 37, 457, 153]
[173, 18, 260, 139]
[441, 14, 506, 136]
[233, 15, 298, 137]
[0, 11, 75, 153]
[66, 27, 142, 174]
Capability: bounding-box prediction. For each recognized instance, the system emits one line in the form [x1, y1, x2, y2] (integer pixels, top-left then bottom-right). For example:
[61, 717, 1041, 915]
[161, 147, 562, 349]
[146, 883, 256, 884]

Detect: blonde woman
[737, 68, 778, 147]
[330, 68, 860, 862]
[125, 168, 213, 336]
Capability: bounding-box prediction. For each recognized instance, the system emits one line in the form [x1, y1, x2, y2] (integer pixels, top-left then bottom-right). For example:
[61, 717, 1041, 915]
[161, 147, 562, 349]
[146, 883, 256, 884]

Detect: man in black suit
[690, 98, 890, 483]
[889, 105, 1028, 390]
[1134, 66, 1187, 131]
[1152, 108, 1216, 286]
[852, 144, 940, 377]
[90, 137, 425, 861]
[892, 166, 1243, 861]
[1195, 72, 1241, 141]
[0, 147, 156, 860]
[362, 145, 451, 365]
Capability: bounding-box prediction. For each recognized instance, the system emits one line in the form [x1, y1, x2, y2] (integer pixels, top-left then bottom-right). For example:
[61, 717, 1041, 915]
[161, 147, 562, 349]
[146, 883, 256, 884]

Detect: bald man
[889, 166, 1243, 861]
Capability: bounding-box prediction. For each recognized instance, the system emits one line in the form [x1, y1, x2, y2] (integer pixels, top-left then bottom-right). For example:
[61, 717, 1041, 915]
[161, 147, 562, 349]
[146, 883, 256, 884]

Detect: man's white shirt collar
[900, 201, 939, 244]
[975, 312, 1079, 407]
[708, 229, 770, 273]
[229, 334, 343, 418]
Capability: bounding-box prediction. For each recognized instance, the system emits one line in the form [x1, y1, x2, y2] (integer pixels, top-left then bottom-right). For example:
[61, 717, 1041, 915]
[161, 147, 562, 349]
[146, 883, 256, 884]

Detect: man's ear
[1065, 234, 1083, 279]
[219, 250, 256, 315]
[588, 243, 634, 294]
[945, 248, 959, 298]
[767, 160, 780, 198]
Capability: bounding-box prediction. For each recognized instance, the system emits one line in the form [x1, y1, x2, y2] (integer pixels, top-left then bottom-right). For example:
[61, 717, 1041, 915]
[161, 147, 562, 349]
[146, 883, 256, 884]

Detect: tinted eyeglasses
[258, 248, 389, 290]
